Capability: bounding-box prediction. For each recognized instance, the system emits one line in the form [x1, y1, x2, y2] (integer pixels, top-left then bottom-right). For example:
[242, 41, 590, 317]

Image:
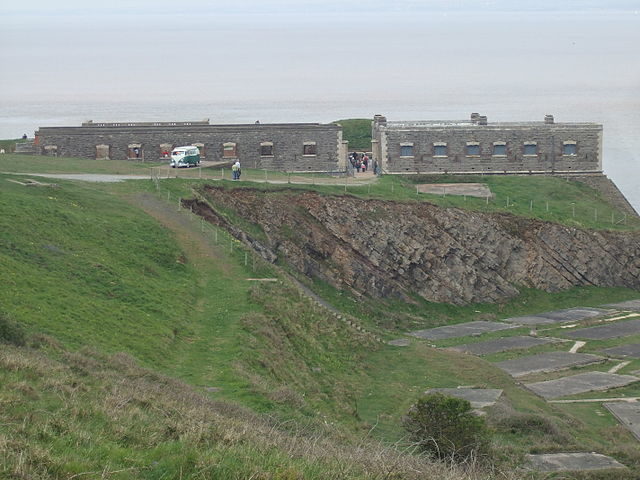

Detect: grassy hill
[1, 156, 640, 478]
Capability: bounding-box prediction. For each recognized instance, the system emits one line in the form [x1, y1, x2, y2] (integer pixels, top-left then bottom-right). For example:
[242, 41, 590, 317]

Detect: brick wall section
[374, 118, 602, 174]
[34, 122, 344, 172]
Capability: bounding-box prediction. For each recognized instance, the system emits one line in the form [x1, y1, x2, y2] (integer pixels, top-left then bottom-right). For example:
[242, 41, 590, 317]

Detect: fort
[27, 113, 602, 176]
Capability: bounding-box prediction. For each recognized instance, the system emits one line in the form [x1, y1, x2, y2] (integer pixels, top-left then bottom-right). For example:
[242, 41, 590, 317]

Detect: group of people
[231, 160, 242, 180]
[349, 151, 370, 173]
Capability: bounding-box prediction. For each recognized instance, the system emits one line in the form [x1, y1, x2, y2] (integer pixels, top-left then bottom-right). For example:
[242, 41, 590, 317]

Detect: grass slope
[2, 170, 640, 478]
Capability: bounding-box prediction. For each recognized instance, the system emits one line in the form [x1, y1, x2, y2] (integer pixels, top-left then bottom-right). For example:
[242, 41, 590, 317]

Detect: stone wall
[373, 115, 602, 174]
[34, 122, 345, 172]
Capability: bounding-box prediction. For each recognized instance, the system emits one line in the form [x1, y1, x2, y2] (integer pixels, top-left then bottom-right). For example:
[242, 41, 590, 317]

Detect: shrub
[402, 393, 492, 464]
[0, 312, 26, 346]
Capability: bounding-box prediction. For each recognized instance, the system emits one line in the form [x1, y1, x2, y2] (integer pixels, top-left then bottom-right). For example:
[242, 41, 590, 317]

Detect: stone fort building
[372, 113, 602, 175]
[31, 113, 602, 175]
[32, 120, 347, 172]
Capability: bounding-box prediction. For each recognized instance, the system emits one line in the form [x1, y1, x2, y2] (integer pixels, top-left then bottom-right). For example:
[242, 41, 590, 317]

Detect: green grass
[0, 153, 163, 174]
[2, 168, 640, 477]
[333, 118, 372, 151]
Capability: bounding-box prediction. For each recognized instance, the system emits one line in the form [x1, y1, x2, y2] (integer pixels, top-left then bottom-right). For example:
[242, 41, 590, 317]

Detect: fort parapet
[372, 113, 602, 175]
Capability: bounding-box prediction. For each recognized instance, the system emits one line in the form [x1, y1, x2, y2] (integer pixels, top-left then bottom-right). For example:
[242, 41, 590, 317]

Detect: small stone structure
[33, 120, 346, 173]
[372, 113, 602, 174]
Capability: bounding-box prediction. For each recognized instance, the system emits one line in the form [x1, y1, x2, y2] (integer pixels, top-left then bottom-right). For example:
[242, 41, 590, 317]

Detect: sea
[1, 8, 638, 211]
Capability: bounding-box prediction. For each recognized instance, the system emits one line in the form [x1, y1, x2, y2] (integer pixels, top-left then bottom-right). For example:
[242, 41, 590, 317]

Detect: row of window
[399, 141, 578, 158]
[116, 141, 318, 158]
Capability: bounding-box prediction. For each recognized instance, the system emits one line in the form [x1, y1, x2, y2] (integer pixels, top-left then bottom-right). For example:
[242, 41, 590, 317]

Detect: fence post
[244, 252, 248, 267]
[530, 200, 533, 211]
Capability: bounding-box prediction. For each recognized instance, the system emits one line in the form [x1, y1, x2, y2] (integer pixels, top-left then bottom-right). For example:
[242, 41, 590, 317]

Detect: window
[466, 142, 480, 156]
[223, 142, 237, 158]
[493, 142, 507, 156]
[400, 143, 414, 157]
[433, 143, 447, 157]
[260, 142, 274, 156]
[96, 144, 110, 160]
[523, 142, 537, 156]
[563, 141, 577, 155]
[44, 145, 58, 157]
[303, 142, 317, 155]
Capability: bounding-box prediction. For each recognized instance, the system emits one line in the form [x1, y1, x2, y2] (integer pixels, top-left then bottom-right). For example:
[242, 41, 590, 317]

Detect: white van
[170, 146, 201, 168]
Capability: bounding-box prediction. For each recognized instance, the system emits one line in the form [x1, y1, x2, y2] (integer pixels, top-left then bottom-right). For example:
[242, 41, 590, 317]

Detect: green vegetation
[334, 118, 372, 150]
[0, 138, 27, 153]
[403, 394, 492, 463]
[1, 154, 640, 478]
[0, 312, 26, 346]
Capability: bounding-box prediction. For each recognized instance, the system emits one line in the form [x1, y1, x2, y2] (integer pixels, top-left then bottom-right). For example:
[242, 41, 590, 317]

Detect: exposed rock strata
[187, 187, 640, 305]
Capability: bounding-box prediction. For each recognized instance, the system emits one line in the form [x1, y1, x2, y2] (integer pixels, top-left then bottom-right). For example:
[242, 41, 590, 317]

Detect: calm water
[1, 10, 638, 210]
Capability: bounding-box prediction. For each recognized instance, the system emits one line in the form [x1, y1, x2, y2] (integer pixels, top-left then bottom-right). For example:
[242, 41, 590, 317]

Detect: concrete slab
[417, 183, 492, 198]
[387, 338, 411, 347]
[408, 321, 515, 341]
[526, 371, 639, 399]
[525, 453, 626, 472]
[449, 336, 556, 355]
[503, 307, 612, 326]
[604, 401, 640, 441]
[495, 351, 604, 378]
[425, 388, 503, 408]
[563, 319, 640, 340]
[603, 299, 640, 311]
[603, 343, 640, 358]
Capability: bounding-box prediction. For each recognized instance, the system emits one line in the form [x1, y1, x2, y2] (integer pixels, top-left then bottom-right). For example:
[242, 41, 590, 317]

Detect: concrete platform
[417, 183, 492, 198]
[563, 319, 640, 340]
[525, 453, 626, 472]
[450, 336, 556, 355]
[425, 388, 503, 408]
[603, 343, 640, 358]
[604, 401, 640, 441]
[525, 371, 639, 399]
[603, 299, 640, 311]
[408, 321, 515, 341]
[495, 351, 604, 378]
[503, 307, 612, 326]
[387, 338, 411, 347]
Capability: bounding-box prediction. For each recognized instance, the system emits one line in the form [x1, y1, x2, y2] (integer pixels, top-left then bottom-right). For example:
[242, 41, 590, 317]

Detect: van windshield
[172, 151, 184, 156]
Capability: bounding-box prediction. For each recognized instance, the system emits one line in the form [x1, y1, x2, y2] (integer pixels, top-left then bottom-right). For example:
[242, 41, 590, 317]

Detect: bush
[0, 312, 26, 346]
[402, 393, 492, 464]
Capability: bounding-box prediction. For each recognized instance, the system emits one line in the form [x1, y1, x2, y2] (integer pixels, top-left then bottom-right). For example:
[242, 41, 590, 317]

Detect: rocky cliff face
[188, 187, 640, 305]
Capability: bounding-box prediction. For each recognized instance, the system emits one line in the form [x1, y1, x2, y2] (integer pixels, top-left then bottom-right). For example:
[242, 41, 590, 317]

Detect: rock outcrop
[188, 187, 640, 305]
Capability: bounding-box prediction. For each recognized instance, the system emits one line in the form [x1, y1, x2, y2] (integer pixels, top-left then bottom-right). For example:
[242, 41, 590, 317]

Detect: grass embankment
[334, 118, 372, 151]
[2, 157, 640, 477]
[2, 343, 506, 480]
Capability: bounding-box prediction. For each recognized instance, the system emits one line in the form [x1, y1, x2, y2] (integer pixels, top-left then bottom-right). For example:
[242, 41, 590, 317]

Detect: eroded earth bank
[185, 186, 640, 305]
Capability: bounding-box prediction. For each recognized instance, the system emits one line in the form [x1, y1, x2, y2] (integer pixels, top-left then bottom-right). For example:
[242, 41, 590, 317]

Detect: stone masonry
[34, 121, 346, 173]
[372, 113, 602, 175]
